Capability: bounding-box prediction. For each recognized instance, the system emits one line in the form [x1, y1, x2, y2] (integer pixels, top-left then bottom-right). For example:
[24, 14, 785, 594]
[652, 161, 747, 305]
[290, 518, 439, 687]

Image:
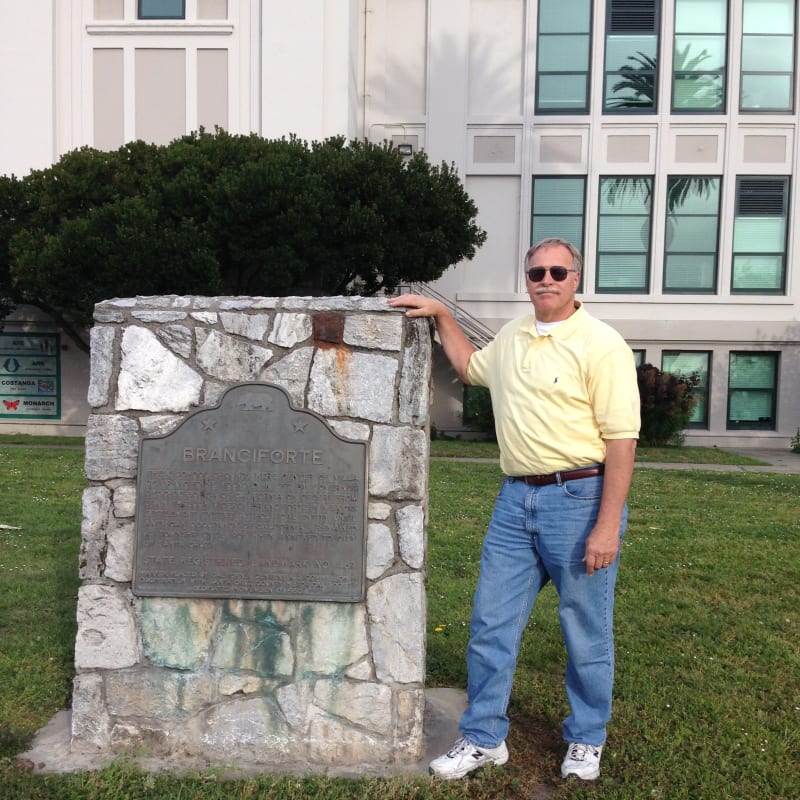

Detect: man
[388, 238, 640, 782]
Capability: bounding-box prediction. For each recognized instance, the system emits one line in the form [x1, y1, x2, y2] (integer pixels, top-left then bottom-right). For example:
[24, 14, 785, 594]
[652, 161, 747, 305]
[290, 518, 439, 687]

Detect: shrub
[637, 362, 699, 446]
[462, 385, 496, 440]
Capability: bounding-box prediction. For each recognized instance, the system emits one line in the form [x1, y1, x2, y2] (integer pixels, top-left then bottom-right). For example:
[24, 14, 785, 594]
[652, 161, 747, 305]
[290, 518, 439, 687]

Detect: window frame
[137, 0, 186, 20]
[663, 175, 722, 294]
[739, 0, 796, 113]
[596, 175, 654, 293]
[726, 351, 779, 431]
[731, 176, 790, 295]
[530, 175, 587, 292]
[671, 0, 728, 113]
[603, 0, 662, 114]
[535, 0, 594, 114]
[662, 350, 712, 429]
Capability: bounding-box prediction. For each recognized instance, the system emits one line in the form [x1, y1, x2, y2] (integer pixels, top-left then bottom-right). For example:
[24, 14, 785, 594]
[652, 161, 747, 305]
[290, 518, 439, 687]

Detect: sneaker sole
[562, 769, 600, 781]
[429, 752, 509, 780]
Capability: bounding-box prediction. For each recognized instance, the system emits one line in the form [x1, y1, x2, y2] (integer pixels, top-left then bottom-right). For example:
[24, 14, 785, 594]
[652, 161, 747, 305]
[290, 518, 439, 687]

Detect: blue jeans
[459, 473, 626, 748]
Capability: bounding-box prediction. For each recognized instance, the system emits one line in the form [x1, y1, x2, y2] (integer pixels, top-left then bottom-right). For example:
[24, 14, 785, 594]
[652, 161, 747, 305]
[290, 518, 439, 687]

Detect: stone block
[328, 419, 370, 441]
[196, 329, 273, 381]
[261, 347, 313, 407]
[220, 311, 271, 340]
[212, 621, 293, 677]
[366, 523, 394, 580]
[155, 324, 193, 358]
[195, 696, 290, 761]
[139, 414, 181, 436]
[70, 673, 111, 751]
[190, 311, 217, 324]
[117, 327, 203, 412]
[104, 518, 134, 582]
[313, 679, 393, 735]
[368, 573, 425, 684]
[368, 501, 392, 520]
[139, 597, 218, 670]
[394, 688, 426, 761]
[369, 425, 428, 499]
[84, 414, 139, 480]
[295, 603, 370, 675]
[398, 319, 433, 424]
[306, 706, 393, 765]
[275, 679, 315, 729]
[397, 504, 425, 569]
[131, 310, 188, 323]
[74, 585, 138, 670]
[87, 326, 115, 407]
[109, 721, 172, 754]
[343, 314, 403, 351]
[307, 349, 397, 422]
[79, 486, 111, 580]
[105, 668, 213, 718]
[268, 312, 312, 347]
[112, 483, 136, 518]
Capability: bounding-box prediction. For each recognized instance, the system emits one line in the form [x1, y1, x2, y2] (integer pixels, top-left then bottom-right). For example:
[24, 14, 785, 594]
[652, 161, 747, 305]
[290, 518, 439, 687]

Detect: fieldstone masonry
[73, 295, 432, 770]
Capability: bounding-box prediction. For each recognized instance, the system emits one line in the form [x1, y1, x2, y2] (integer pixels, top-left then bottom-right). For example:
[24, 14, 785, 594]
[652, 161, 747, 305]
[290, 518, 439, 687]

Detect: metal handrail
[397, 282, 496, 348]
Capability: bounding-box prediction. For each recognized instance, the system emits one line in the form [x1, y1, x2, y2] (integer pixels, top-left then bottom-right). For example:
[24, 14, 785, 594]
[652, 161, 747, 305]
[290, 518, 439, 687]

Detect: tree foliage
[0, 131, 486, 349]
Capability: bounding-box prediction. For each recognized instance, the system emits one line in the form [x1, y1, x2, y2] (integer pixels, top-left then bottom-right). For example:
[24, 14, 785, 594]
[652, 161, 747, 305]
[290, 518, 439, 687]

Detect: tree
[2, 131, 486, 349]
[0, 174, 25, 323]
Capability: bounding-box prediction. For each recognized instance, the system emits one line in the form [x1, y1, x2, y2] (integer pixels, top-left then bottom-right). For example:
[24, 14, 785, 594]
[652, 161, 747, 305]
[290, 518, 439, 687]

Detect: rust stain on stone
[312, 312, 345, 345]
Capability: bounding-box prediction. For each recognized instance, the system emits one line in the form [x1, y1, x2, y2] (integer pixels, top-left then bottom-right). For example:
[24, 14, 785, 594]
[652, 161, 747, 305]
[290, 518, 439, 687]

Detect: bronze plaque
[132, 383, 367, 602]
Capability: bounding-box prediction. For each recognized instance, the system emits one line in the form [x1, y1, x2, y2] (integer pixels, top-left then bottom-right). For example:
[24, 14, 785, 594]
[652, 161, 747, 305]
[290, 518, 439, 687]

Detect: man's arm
[388, 294, 476, 383]
[583, 437, 637, 575]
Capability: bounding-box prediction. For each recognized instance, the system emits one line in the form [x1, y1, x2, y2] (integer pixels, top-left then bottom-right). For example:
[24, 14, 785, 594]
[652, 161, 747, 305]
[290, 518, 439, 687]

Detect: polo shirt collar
[526, 301, 585, 339]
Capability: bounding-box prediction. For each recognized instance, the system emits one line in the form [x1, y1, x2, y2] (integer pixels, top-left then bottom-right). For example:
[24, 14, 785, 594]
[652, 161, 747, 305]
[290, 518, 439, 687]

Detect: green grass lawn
[1, 441, 798, 798]
[429, 438, 770, 466]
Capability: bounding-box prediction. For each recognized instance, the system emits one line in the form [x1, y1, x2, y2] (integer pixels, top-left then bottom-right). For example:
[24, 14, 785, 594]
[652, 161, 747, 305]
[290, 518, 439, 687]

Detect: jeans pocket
[561, 475, 603, 500]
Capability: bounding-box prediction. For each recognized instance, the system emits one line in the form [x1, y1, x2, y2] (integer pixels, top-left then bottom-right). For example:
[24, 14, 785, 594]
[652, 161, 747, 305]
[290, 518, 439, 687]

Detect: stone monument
[73, 295, 432, 770]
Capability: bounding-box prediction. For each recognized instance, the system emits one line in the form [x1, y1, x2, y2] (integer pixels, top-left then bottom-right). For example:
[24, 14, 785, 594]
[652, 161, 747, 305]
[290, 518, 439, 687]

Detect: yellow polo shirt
[466, 303, 640, 476]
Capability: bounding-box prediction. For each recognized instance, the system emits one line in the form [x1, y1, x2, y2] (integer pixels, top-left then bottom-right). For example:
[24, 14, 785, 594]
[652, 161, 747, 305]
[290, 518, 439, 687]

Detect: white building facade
[1, 0, 798, 448]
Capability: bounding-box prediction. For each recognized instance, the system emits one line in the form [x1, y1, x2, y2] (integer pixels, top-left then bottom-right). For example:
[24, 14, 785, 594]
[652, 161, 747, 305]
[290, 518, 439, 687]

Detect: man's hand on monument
[388, 294, 447, 319]
[388, 294, 476, 383]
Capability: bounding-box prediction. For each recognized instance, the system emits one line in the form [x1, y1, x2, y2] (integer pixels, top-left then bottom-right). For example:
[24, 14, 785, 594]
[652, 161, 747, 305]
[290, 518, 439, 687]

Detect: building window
[604, 0, 661, 112]
[632, 349, 646, 367]
[596, 176, 653, 292]
[535, 0, 593, 113]
[731, 177, 789, 293]
[664, 176, 721, 293]
[672, 0, 727, 111]
[531, 176, 586, 290]
[740, 0, 796, 111]
[727, 352, 778, 430]
[138, 0, 185, 19]
[662, 350, 711, 427]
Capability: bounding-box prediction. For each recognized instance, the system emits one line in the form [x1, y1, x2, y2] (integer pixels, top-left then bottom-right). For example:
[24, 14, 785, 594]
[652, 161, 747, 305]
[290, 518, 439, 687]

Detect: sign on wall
[0, 333, 61, 419]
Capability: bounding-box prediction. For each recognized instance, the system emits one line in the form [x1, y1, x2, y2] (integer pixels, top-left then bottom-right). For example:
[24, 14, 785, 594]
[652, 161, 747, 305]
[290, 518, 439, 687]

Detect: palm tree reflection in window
[606, 47, 723, 112]
[607, 52, 658, 111]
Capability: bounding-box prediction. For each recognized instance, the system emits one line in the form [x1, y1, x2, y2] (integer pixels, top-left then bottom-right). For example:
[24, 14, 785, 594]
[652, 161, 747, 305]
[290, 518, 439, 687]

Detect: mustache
[534, 288, 559, 295]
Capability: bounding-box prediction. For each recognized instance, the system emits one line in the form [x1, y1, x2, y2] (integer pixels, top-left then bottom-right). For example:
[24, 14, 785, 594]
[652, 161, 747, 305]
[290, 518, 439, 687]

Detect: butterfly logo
[3, 399, 20, 410]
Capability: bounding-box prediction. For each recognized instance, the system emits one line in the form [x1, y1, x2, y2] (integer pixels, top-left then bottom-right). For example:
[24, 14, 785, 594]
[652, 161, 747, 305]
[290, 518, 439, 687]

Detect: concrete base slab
[17, 687, 467, 779]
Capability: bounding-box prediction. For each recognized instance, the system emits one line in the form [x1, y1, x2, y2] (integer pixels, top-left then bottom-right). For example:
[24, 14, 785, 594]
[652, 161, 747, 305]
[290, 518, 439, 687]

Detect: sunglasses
[525, 266, 578, 282]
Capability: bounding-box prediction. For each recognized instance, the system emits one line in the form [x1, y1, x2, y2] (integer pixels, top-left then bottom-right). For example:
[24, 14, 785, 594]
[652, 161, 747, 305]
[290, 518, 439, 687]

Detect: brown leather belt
[514, 465, 605, 487]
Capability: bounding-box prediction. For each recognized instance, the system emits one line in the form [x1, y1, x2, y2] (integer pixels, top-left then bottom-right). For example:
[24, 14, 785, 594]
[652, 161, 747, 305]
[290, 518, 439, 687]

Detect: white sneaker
[429, 736, 509, 779]
[561, 742, 603, 780]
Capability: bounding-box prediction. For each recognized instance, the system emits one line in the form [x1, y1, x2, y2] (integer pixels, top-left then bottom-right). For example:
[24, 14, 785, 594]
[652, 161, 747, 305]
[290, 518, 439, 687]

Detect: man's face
[525, 244, 581, 323]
